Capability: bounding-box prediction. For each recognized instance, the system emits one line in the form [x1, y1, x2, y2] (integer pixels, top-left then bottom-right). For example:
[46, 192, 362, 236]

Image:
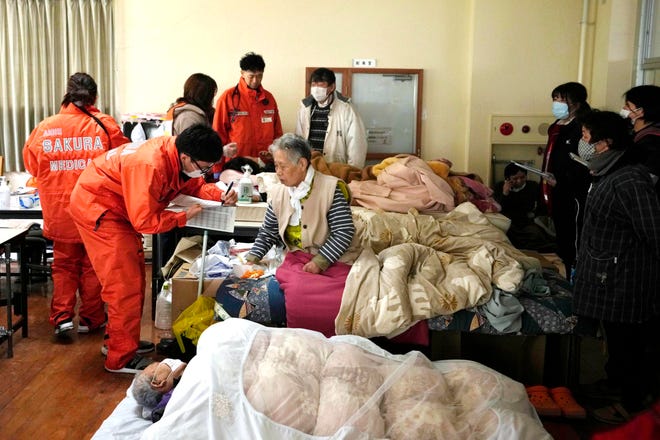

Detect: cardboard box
[170, 263, 224, 321]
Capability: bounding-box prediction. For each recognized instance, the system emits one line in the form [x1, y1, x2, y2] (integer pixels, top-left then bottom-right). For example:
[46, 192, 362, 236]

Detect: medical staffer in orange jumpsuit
[212, 52, 282, 172]
[23, 72, 129, 336]
[70, 125, 238, 373]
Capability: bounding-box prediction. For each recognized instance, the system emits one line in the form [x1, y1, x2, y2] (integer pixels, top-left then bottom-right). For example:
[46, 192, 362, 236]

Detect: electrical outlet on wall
[352, 58, 377, 67]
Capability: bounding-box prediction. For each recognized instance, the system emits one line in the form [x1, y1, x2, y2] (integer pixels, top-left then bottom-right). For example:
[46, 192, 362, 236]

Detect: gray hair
[269, 133, 311, 165]
[132, 370, 163, 408]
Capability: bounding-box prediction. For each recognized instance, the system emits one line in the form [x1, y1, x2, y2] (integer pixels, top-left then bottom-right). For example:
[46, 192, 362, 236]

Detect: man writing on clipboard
[70, 124, 237, 374]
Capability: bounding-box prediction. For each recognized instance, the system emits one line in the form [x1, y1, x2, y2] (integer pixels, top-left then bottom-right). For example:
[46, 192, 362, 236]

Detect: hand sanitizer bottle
[238, 164, 253, 203]
[0, 176, 11, 209]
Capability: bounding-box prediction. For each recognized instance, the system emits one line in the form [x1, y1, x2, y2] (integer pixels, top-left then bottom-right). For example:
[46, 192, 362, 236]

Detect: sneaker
[54, 319, 74, 336]
[101, 340, 155, 356]
[105, 354, 153, 374]
[78, 315, 108, 333]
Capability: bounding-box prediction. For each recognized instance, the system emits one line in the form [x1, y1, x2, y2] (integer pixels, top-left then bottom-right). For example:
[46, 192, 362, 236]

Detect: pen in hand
[222, 181, 234, 205]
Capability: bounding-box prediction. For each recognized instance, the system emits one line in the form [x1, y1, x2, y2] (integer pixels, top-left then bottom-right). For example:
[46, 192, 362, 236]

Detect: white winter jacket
[295, 92, 367, 168]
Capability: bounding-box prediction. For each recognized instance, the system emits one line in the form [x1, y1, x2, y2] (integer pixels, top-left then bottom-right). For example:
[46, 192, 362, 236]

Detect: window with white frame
[638, 0, 660, 84]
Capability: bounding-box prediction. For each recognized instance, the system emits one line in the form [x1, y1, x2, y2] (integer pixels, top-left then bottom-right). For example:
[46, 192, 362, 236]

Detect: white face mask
[620, 106, 643, 124]
[183, 169, 204, 179]
[552, 101, 570, 120]
[311, 86, 329, 103]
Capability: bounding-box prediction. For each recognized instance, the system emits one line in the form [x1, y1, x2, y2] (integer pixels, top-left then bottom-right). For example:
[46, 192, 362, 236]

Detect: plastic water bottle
[155, 280, 172, 330]
[238, 164, 253, 203]
[0, 176, 10, 209]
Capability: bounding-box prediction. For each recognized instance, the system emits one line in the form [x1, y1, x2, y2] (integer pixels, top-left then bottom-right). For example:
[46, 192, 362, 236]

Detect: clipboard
[167, 195, 236, 233]
[569, 152, 589, 168]
[510, 161, 554, 180]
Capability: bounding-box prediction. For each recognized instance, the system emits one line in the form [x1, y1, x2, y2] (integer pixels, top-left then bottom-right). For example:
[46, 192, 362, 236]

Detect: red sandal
[550, 386, 586, 419]
[526, 385, 561, 417]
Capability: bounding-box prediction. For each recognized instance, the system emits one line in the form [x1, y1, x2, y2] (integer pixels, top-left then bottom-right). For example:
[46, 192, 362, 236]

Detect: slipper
[526, 385, 561, 417]
[592, 402, 632, 425]
[550, 386, 586, 419]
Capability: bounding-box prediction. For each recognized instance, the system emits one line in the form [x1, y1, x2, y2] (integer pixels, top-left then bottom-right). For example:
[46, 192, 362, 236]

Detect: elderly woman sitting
[246, 133, 355, 336]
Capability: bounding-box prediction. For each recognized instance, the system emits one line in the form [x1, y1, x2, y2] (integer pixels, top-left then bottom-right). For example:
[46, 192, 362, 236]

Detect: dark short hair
[240, 52, 265, 72]
[310, 68, 336, 85]
[269, 133, 311, 165]
[175, 124, 223, 162]
[62, 72, 98, 107]
[623, 85, 660, 123]
[581, 110, 632, 151]
[504, 163, 526, 178]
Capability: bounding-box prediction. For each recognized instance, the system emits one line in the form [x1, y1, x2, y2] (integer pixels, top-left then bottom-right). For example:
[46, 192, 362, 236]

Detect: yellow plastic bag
[172, 296, 216, 352]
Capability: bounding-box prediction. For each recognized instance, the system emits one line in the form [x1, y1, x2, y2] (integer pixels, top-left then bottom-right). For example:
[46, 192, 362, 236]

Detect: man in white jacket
[295, 68, 367, 168]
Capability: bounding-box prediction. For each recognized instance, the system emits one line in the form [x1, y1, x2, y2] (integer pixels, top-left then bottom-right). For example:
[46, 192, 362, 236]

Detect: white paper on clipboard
[510, 161, 554, 180]
[185, 207, 236, 233]
[167, 195, 236, 232]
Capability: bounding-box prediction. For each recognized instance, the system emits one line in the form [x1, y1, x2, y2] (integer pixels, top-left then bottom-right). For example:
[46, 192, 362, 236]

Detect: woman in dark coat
[621, 84, 660, 191]
[574, 110, 660, 423]
[541, 82, 592, 276]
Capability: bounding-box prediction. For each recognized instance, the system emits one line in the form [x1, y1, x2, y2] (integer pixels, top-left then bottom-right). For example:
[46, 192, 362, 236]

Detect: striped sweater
[248, 174, 354, 270]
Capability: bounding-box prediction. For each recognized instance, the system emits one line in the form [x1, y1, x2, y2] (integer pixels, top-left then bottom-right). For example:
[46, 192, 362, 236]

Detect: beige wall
[115, 0, 637, 181]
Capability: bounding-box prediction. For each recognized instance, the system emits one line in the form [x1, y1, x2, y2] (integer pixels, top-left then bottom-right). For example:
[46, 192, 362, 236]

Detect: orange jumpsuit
[69, 137, 225, 370]
[23, 104, 128, 329]
[212, 77, 282, 172]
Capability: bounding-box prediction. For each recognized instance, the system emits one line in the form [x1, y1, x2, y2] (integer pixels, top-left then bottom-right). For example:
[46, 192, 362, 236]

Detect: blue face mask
[552, 101, 570, 120]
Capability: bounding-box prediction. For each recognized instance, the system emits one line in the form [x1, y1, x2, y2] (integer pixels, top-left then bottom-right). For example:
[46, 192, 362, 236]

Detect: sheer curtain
[0, 0, 115, 172]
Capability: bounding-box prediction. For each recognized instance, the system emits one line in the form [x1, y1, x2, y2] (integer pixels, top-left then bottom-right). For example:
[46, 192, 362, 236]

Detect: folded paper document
[510, 161, 554, 180]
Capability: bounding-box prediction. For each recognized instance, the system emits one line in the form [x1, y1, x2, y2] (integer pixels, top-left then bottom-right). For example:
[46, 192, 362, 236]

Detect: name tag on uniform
[232, 111, 248, 117]
[261, 117, 273, 123]
[264, 109, 275, 114]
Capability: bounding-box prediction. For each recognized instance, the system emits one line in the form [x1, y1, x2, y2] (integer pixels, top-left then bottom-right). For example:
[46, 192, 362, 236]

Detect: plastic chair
[24, 228, 52, 282]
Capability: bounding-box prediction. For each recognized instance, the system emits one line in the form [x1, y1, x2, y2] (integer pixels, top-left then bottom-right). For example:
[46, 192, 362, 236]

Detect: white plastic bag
[130, 122, 146, 142]
[189, 254, 233, 278]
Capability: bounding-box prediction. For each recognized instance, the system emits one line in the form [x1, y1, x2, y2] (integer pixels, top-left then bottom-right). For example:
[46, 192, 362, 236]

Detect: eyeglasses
[191, 157, 215, 175]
